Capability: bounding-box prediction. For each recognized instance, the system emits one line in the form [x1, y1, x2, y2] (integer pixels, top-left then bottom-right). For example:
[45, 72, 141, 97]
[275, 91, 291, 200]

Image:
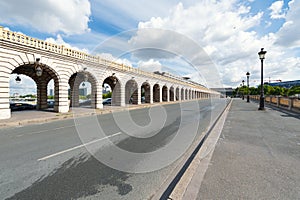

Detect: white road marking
[16, 125, 78, 137]
[37, 132, 123, 161]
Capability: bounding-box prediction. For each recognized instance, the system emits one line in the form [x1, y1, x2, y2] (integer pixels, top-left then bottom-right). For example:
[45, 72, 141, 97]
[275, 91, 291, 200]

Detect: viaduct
[0, 26, 219, 119]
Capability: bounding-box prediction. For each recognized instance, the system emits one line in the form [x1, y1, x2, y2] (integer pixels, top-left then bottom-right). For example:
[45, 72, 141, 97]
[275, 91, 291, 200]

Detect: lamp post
[258, 48, 267, 110]
[35, 58, 43, 77]
[246, 72, 250, 102]
[242, 80, 245, 100]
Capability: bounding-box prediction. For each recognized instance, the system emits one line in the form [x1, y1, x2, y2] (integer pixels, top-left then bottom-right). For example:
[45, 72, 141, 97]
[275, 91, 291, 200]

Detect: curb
[150, 99, 232, 200]
[0, 99, 208, 128]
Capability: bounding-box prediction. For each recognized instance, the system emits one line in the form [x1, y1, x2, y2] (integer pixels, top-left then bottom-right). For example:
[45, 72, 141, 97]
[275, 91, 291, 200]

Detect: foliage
[234, 84, 296, 97]
[103, 92, 112, 99]
[287, 86, 300, 96]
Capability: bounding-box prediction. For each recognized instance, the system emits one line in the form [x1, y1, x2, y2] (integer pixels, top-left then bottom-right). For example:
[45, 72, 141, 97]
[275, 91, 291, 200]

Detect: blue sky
[1, 0, 299, 95]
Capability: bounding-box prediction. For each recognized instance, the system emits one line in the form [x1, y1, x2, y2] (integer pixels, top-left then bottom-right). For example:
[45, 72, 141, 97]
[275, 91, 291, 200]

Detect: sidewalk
[183, 99, 300, 199]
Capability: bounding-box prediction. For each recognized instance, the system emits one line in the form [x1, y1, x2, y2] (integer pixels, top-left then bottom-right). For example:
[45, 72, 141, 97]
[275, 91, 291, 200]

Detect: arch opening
[141, 82, 151, 103]
[102, 76, 121, 106]
[153, 84, 160, 103]
[162, 86, 168, 102]
[10, 63, 59, 112]
[69, 72, 97, 108]
[125, 79, 138, 104]
[176, 87, 180, 101]
[169, 86, 175, 101]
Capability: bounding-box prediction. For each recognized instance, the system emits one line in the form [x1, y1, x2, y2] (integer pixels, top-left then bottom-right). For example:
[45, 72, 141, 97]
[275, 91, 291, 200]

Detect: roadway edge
[151, 99, 232, 200]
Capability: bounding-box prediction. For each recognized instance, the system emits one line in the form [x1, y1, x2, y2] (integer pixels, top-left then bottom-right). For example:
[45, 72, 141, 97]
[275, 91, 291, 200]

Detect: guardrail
[250, 95, 300, 112]
[0, 26, 213, 92]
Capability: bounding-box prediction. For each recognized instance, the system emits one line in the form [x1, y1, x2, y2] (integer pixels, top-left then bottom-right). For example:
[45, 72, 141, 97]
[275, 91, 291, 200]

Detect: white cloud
[97, 53, 133, 67]
[128, 0, 300, 87]
[269, 0, 286, 19]
[275, 0, 300, 48]
[45, 35, 89, 53]
[137, 59, 163, 72]
[0, 0, 91, 35]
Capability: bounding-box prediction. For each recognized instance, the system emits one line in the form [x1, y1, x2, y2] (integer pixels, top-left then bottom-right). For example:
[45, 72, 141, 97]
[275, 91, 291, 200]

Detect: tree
[287, 86, 300, 96]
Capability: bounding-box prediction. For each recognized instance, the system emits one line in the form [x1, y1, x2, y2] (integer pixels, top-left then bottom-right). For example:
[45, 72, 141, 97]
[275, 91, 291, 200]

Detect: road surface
[0, 99, 227, 200]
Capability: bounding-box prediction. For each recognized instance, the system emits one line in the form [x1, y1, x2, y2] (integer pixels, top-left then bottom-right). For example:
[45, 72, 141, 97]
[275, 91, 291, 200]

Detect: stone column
[149, 85, 153, 104]
[36, 79, 48, 110]
[159, 87, 162, 102]
[55, 76, 69, 113]
[0, 71, 10, 119]
[137, 86, 141, 105]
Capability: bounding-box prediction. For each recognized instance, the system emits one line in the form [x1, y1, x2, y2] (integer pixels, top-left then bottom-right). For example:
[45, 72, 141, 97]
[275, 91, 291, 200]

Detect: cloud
[129, 0, 300, 87]
[45, 35, 89, 53]
[275, 0, 300, 48]
[0, 0, 91, 35]
[269, 0, 286, 19]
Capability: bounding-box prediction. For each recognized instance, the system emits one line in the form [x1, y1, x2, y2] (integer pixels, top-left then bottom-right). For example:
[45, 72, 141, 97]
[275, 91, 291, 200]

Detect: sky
[1, 0, 300, 95]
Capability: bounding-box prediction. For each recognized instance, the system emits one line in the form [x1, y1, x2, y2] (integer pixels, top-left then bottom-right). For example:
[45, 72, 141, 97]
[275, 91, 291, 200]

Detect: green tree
[103, 92, 112, 99]
[287, 86, 300, 96]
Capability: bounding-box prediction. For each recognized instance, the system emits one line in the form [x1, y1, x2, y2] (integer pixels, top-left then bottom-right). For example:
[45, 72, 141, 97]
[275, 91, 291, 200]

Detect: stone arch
[175, 87, 180, 101]
[125, 79, 138, 104]
[153, 83, 160, 103]
[141, 82, 151, 103]
[11, 61, 60, 111]
[181, 88, 185, 100]
[162, 85, 168, 102]
[68, 70, 98, 108]
[185, 88, 188, 100]
[102, 75, 122, 106]
[169, 86, 175, 101]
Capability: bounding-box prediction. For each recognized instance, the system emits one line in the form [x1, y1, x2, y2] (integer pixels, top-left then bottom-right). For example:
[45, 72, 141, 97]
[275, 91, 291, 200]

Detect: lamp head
[15, 75, 21, 83]
[258, 48, 267, 60]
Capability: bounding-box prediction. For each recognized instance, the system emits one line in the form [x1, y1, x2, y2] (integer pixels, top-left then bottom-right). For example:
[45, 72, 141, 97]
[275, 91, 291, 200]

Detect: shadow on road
[7, 154, 132, 200]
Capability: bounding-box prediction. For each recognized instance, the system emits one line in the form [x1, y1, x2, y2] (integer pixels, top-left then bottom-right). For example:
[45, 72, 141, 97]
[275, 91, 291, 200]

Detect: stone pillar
[94, 85, 103, 109]
[120, 83, 125, 107]
[0, 73, 10, 119]
[149, 85, 153, 104]
[55, 77, 69, 113]
[137, 86, 141, 105]
[159, 86, 162, 102]
[166, 88, 169, 102]
[36, 80, 48, 110]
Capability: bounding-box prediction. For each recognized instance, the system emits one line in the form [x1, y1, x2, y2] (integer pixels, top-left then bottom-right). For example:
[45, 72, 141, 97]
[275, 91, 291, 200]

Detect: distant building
[79, 88, 87, 96]
[211, 88, 234, 97]
[268, 80, 300, 88]
[49, 89, 54, 96]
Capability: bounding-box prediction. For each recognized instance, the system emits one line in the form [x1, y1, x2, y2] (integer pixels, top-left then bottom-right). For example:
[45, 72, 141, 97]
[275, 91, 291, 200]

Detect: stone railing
[0, 26, 211, 92]
[250, 95, 300, 112]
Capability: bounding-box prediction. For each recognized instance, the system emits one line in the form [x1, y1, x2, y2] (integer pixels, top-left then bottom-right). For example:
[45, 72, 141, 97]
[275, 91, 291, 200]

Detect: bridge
[0, 26, 219, 119]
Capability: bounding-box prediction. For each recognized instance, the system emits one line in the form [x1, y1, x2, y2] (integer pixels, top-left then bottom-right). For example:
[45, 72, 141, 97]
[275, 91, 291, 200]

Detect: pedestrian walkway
[186, 99, 300, 199]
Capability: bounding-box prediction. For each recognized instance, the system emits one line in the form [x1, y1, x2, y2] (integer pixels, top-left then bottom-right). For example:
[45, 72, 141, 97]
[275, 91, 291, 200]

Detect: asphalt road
[0, 99, 227, 200]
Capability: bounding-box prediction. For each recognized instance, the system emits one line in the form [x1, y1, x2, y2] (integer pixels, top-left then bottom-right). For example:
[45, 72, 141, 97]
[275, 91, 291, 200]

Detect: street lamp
[242, 80, 245, 100]
[15, 75, 21, 83]
[258, 48, 267, 110]
[246, 72, 250, 102]
[35, 58, 43, 77]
